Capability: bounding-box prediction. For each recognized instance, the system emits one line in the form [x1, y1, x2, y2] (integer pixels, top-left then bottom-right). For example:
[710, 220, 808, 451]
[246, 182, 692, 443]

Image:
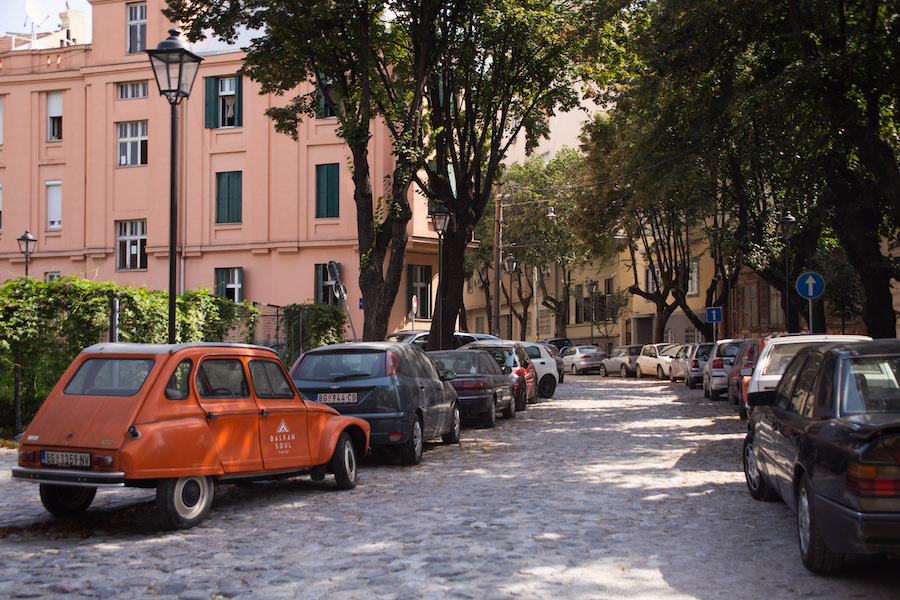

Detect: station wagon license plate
[41, 450, 90, 469]
[317, 392, 357, 404]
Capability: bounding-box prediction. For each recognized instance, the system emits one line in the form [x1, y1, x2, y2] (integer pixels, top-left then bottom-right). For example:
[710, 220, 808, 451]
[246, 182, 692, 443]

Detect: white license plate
[317, 392, 358, 404]
[41, 450, 91, 469]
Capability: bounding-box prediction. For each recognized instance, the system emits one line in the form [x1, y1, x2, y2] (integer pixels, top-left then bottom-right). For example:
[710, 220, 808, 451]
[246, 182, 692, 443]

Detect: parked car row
[13, 335, 566, 530]
[616, 333, 899, 573]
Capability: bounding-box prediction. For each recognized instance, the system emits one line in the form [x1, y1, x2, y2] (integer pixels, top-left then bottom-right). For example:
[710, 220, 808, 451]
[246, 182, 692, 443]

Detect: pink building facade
[0, 0, 440, 338]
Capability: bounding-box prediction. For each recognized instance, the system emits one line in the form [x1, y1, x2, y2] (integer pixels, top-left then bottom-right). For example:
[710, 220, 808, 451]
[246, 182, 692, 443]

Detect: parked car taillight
[512, 366, 526, 379]
[712, 357, 723, 369]
[846, 464, 900, 497]
[691, 359, 699, 368]
[385, 351, 401, 376]
[453, 379, 486, 391]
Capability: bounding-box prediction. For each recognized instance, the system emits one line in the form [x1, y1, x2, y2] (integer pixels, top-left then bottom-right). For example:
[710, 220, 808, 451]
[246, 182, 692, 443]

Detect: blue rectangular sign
[706, 307, 723, 323]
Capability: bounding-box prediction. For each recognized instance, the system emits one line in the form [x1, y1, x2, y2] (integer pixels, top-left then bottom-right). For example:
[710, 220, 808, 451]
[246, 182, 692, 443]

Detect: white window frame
[118, 81, 148, 99]
[116, 219, 147, 270]
[48, 92, 62, 141]
[117, 120, 148, 166]
[219, 268, 243, 302]
[126, 3, 147, 54]
[218, 77, 236, 128]
[46, 180, 62, 230]
[45, 272, 61, 281]
[688, 261, 699, 295]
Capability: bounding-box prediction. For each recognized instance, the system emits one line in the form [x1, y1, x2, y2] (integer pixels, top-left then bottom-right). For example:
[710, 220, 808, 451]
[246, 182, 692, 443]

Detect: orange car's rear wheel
[40, 484, 96, 517]
[156, 475, 214, 529]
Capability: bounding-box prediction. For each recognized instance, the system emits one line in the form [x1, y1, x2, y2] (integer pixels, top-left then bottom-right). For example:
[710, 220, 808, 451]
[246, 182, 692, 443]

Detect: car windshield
[385, 333, 414, 343]
[695, 344, 713, 360]
[840, 356, 900, 415]
[761, 342, 811, 376]
[64, 358, 156, 396]
[293, 351, 385, 382]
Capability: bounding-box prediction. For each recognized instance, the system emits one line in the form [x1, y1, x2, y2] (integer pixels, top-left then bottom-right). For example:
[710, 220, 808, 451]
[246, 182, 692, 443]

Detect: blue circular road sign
[796, 271, 825, 300]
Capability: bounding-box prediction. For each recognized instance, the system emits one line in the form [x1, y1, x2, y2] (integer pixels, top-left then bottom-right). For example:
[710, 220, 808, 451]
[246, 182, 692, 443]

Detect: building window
[645, 267, 661, 294]
[118, 81, 148, 99]
[408, 265, 432, 318]
[604, 277, 614, 295]
[685, 327, 697, 344]
[315, 263, 340, 306]
[574, 284, 584, 324]
[116, 219, 147, 270]
[316, 163, 339, 218]
[204, 76, 243, 128]
[48, 92, 62, 141]
[317, 82, 338, 118]
[117, 121, 148, 166]
[46, 180, 61, 230]
[664, 329, 675, 343]
[769, 286, 785, 326]
[127, 3, 147, 54]
[215, 268, 243, 302]
[687, 261, 699, 295]
[467, 278, 474, 294]
[45, 272, 61, 282]
[216, 171, 242, 223]
[743, 281, 759, 327]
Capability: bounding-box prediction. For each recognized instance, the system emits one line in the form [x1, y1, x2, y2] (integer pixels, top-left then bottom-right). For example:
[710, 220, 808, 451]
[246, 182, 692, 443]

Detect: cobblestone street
[2, 376, 898, 599]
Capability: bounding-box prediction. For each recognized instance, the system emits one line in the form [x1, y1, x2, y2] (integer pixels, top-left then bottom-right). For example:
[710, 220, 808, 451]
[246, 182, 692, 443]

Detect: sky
[0, 0, 92, 40]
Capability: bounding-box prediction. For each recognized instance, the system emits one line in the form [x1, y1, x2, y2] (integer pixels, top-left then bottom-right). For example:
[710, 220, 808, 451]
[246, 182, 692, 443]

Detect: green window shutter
[327, 164, 339, 217]
[315, 264, 324, 303]
[204, 77, 218, 128]
[234, 76, 243, 127]
[407, 265, 414, 313]
[215, 268, 227, 297]
[317, 164, 339, 218]
[216, 172, 227, 223]
[230, 172, 242, 222]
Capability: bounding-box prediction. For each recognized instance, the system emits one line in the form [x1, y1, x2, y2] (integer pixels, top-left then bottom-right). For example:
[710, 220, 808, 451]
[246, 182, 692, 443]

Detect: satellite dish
[25, 0, 50, 28]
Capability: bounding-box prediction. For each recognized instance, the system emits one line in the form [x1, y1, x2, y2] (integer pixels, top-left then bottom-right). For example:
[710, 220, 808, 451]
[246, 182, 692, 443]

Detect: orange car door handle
[260, 409, 270, 417]
[206, 411, 217, 420]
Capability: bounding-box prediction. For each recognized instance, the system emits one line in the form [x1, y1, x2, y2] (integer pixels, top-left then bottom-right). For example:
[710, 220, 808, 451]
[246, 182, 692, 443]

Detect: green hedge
[0, 277, 258, 435]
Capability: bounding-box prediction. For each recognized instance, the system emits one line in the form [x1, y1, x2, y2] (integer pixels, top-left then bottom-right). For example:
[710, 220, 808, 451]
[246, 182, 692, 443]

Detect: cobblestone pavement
[2, 376, 899, 599]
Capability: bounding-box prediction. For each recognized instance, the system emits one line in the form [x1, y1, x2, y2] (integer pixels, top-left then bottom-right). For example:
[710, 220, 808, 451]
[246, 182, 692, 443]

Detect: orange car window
[64, 358, 156, 396]
[196, 358, 250, 399]
[165, 359, 193, 400]
[249, 360, 295, 399]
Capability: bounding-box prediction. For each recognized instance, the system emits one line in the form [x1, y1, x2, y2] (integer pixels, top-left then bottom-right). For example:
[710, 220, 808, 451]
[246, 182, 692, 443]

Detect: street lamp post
[148, 29, 203, 344]
[587, 280, 598, 345]
[780, 211, 796, 333]
[429, 203, 452, 349]
[505, 254, 517, 339]
[17, 231, 37, 277]
[14, 230, 37, 433]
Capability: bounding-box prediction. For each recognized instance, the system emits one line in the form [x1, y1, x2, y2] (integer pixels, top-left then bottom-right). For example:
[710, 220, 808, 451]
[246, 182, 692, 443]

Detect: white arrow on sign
[804, 274, 817, 298]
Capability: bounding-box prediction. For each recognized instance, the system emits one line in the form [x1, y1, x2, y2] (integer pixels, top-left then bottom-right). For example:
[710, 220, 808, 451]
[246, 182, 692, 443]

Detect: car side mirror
[439, 369, 456, 382]
[747, 390, 775, 407]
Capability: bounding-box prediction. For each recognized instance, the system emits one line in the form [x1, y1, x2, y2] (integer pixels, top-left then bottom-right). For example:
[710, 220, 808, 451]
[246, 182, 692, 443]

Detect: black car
[290, 342, 460, 465]
[743, 340, 900, 573]
[428, 350, 515, 428]
[458, 341, 537, 411]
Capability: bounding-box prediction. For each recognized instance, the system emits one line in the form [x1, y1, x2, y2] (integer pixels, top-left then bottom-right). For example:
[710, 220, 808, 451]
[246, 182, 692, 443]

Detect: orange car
[13, 343, 370, 529]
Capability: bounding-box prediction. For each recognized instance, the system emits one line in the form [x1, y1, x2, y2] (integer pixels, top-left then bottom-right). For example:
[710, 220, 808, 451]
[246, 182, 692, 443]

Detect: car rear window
[64, 358, 156, 396]
[840, 356, 900, 415]
[718, 342, 743, 358]
[695, 344, 713, 360]
[761, 342, 810, 376]
[430, 353, 479, 374]
[293, 350, 386, 382]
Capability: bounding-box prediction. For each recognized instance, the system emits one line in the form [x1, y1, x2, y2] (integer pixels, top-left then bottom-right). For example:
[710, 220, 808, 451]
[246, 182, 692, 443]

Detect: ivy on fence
[0, 277, 258, 435]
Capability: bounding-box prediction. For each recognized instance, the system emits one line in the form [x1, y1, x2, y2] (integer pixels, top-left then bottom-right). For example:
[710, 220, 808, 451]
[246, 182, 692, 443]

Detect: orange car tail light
[92, 454, 115, 468]
[385, 351, 401, 376]
[18, 450, 36, 464]
[712, 357, 724, 369]
[846, 464, 900, 497]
